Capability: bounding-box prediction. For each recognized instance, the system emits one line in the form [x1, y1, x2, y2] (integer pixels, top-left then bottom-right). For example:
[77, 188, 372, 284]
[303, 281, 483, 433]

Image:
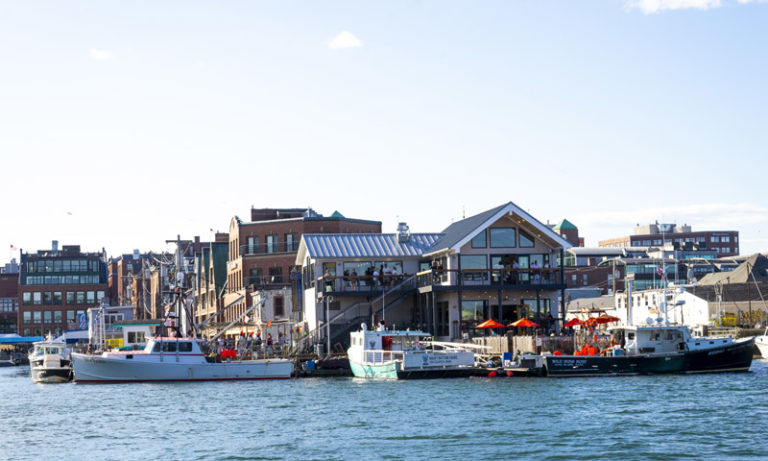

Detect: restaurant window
[519, 230, 535, 248]
[471, 231, 487, 248]
[461, 300, 489, 323]
[490, 228, 516, 248]
[460, 255, 487, 281]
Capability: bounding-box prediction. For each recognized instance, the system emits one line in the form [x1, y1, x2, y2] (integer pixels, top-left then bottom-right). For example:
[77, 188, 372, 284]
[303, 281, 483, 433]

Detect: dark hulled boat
[544, 325, 754, 377]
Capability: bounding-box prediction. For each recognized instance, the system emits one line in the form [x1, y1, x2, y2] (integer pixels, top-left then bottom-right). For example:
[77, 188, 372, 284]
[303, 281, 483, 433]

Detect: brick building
[599, 222, 739, 256]
[223, 208, 381, 327]
[18, 241, 108, 337]
[0, 271, 19, 334]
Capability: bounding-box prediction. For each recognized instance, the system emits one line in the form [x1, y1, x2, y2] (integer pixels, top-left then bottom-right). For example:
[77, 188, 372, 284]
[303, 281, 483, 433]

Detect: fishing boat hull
[72, 353, 293, 383]
[349, 359, 477, 379]
[544, 337, 755, 377]
[31, 366, 73, 384]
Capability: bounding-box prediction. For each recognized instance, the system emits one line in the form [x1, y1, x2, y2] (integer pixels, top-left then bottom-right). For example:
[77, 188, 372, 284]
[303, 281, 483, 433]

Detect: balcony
[416, 268, 565, 291]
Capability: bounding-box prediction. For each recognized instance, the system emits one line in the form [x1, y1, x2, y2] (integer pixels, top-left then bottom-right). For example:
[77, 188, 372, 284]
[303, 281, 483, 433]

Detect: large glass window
[519, 230, 535, 248]
[461, 300, 489, 323]
[460, 255, 487, 281]
[490, 228, 516, 248]
[471, 231, 486, 248]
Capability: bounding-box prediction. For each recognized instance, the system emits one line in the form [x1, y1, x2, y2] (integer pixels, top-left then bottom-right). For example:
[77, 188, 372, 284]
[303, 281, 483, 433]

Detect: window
[76, 292, 85, 304]
[490, 228, 516, 248]
[33, 292, 42, 305]
[97, 291, 105, 302]
[43, 292, 52, 305]
[66, 311, 75, 324]
[266, 235, 278, 253]
[23, 312, 31, 324]
[519, 230, 535, 248]
[461, 300, 489, 322]
[127, 332, 146, 344]
[66, 292, 74, 305]
[274, 297, 284, 317]
[460, 255, 487, 281]
[269, 267, 282, 283]
[22, 293, 31, 305]
[286, 234, 299, 252]
[87, 291, 95, 304]
[721, 236, 730, 243]
[33, 311, 41, 324]
[247, 236, 259, 254]
[53, 292, 62, 305]
[53, 311, 62, 323]
[162, 342, 177, 352]
[178, 342, 192, 352]
[44, 311, 52, 323]
[711, 236, 720, 243]
[571, 274, 577, 284]
[249, 268, 263, 286]
[582, 274, 589, 286]
[471, 231, 486, 248]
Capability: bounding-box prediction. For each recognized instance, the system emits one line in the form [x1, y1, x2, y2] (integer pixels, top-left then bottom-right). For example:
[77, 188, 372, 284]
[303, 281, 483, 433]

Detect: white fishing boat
[756, 325, 768, 358]
[29, 336, 73, 384]
[347, 326, 478, 379]
[72, 336, 293, 383]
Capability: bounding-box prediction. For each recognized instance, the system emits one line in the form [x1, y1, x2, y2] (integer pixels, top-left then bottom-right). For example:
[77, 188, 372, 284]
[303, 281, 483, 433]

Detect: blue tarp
[0, 334, 45, 344]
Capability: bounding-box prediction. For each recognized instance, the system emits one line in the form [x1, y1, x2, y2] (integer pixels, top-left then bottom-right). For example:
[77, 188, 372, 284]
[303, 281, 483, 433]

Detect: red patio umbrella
[509, 318, 540, 328]
[595, 314, 620, 324]
[563, 318, 582, 328]
[476, 319, 505, 329]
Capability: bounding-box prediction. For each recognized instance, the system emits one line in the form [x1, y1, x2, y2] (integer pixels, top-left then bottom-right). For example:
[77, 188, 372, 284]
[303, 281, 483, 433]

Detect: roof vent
[397, 222, 410, 243]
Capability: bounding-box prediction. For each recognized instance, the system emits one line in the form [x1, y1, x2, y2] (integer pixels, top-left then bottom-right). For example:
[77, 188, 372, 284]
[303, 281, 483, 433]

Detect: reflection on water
[2, 360, 767, 460]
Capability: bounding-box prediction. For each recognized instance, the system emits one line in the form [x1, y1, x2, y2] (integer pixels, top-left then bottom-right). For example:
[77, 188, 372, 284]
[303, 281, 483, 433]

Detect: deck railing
[416, 267, 563, 288]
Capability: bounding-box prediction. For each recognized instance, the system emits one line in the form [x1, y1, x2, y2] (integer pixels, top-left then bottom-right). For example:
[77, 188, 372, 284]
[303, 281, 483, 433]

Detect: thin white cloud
[629, 0, 721, 13]
[89, 49, 114, 60]
[328, 31, 363, 50]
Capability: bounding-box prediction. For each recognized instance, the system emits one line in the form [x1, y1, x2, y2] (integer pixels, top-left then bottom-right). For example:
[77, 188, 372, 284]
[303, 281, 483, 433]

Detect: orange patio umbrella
[563, 318, 582, 328]
[595, 314, 620, 324]
[509, 318, 540, 328]
[476, 319, 505, 329]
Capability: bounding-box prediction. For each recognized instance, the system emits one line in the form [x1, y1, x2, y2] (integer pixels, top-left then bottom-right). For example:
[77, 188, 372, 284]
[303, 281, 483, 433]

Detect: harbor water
[2, 360, 768, 461]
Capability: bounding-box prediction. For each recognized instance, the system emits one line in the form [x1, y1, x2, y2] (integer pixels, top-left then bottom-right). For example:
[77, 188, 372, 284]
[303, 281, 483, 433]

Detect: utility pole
[165, 234, 193, 336]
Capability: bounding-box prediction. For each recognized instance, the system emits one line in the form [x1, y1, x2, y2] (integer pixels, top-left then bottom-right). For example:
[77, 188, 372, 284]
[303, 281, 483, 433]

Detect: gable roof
[697, 253, 768, 285]
[553, 219, 577, 231]
[297, 233, 443, 262]
[424, 202, 572, 256]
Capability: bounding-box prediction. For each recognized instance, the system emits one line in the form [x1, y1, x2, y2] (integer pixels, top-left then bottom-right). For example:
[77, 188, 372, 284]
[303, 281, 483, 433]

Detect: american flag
[657, 266, 666, 281]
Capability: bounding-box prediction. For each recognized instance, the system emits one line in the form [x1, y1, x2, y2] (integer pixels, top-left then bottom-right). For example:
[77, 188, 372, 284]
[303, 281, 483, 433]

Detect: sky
[1, 0, 768, 263]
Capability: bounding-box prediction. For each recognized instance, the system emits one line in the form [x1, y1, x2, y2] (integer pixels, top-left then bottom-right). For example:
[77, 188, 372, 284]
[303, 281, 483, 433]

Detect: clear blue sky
[2, 0, 767, 261]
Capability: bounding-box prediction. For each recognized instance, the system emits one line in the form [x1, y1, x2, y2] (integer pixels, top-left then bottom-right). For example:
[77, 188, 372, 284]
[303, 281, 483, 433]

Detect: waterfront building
[107, 250, 152, 318]
[18, 241, 108, 337]
[296, 202, 572, 347]
[598, 222, 739, 256]
[193, 237, 228, 332]
[222, 207, 381, 336]
[0, 271, 19, 334]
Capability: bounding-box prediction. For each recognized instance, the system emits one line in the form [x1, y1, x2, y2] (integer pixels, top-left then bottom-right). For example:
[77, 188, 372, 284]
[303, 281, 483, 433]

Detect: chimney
[397, 222, 410, 243]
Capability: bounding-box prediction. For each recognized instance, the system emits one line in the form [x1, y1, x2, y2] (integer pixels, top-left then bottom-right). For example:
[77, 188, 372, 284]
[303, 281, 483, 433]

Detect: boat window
[163, 342, 177, 352]
[152, 342, 162, 353]
[627, 333, 635, 340]
[665, 331, 676, 341]
[179, 342, 192, 352]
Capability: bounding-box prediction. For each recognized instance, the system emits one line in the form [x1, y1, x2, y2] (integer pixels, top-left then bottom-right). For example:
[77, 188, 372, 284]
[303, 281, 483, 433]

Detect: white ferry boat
[72, 337, 293, 383]
[29, 336, 73, 384]
[347, 327, 477, 379]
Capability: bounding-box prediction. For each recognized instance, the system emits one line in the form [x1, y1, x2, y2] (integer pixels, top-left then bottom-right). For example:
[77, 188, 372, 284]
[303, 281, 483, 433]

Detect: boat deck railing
[364, 349, 405, 364]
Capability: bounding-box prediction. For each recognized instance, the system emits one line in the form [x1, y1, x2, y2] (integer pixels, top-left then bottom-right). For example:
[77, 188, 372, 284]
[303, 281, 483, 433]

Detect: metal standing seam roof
[302, 233, 444, 259]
